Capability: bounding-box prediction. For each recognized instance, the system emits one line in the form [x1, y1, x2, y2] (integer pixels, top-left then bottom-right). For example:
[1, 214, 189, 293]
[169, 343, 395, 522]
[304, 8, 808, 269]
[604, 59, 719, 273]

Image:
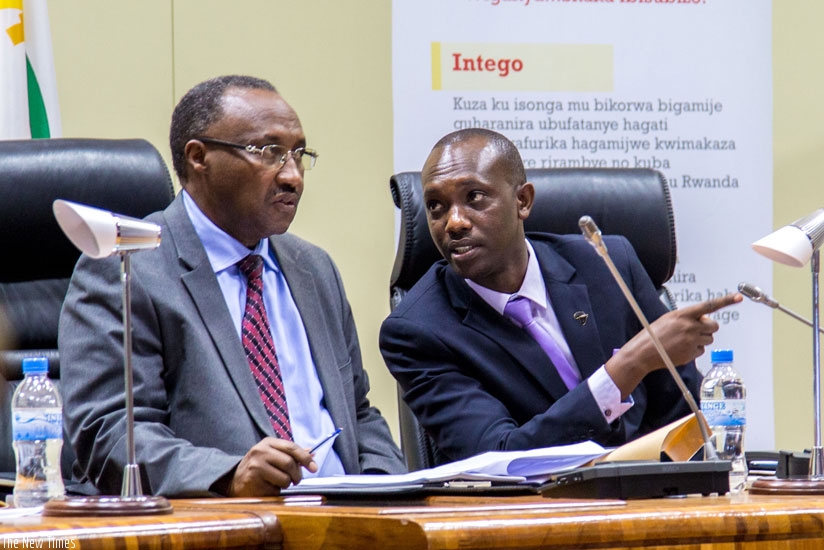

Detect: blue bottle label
[701, 399, 746, 427]
[12, 410, 63, 440]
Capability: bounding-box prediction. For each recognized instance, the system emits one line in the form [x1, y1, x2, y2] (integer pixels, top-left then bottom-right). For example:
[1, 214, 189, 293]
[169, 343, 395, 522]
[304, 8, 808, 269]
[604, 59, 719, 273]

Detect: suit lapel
[443, 238, 609, 401]
[533, 240, 607, 379]
[444, 268, 570, 402]
[165, 197, 275, 437]
[270, 236, 359, 472]
[269, 239, 338, 398]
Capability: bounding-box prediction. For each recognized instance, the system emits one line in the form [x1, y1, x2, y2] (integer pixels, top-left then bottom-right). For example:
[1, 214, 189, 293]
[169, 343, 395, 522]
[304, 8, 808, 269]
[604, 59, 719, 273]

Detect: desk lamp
[45, 200, 172, 515]
[750, 208, 824, 494]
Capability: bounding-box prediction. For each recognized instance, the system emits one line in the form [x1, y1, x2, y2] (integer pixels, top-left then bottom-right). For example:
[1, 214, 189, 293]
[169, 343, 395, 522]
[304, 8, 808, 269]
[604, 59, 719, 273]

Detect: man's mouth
[272, 194, 298, 207]
[448, 240, 478, 257]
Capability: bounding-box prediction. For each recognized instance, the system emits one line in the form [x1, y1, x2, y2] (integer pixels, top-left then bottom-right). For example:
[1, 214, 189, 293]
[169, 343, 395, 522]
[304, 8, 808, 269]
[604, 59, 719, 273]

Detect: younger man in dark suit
[380, 128, 740, 463]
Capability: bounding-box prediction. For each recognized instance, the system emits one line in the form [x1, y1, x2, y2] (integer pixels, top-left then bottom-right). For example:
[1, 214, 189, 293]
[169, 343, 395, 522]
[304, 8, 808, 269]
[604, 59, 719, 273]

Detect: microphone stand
[738, 282, 824, 335]
[751, 251, 824, 494]
[578, 216, 718, 461]
[748, 208, 824, 494]
[739, 279, 824, 485]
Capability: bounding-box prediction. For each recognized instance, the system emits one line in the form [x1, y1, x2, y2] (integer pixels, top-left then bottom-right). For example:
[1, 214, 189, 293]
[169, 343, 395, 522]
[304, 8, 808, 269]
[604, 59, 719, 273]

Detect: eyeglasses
[196, 137, 318, 170]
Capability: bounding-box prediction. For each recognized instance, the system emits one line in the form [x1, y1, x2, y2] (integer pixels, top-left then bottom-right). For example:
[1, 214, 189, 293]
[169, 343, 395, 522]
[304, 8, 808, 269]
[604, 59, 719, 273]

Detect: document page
[293, 440, 609, 489]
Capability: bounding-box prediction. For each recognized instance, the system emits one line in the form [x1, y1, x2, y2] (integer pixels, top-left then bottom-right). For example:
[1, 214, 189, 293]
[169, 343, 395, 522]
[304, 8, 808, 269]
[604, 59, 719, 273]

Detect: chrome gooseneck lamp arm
[120, 252, 141, 497]
[750, 208, 824, 490]
[50, 200, 171, 515]
[812, 250, 823, 477]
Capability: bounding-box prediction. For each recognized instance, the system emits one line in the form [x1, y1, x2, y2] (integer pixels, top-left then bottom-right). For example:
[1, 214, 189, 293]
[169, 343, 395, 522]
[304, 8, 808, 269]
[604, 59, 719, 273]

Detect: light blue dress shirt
[182, 191, 344, 476]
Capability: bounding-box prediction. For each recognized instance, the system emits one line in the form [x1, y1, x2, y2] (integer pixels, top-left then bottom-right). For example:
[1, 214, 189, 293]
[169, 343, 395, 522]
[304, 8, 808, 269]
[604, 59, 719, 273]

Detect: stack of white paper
[292, 440, 609, 490]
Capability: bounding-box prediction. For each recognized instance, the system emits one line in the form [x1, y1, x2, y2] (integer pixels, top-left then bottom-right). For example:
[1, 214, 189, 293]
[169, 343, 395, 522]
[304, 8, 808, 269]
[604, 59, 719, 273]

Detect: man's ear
[516, 182, 535, 221]
[184, 139, 208, 175]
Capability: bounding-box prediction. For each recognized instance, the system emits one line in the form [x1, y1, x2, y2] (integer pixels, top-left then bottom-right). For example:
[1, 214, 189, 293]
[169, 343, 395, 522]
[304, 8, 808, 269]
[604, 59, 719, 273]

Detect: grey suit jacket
[59, 194, 404, 497]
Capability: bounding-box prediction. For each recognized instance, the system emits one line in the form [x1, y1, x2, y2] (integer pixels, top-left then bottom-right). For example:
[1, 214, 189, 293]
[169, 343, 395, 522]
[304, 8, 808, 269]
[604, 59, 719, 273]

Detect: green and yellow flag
[1, 0, 60, 138]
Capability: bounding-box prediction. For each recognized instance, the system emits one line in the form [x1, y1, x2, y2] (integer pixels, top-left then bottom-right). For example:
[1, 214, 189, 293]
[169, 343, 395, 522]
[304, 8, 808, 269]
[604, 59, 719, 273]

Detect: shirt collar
[465, 239, 548, 315]
[182, 190, 278, 273]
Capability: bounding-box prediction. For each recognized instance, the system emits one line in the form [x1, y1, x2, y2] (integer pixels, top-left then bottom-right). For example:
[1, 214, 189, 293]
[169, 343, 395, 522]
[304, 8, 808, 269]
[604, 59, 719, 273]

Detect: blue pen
[310, 427, 342, 453]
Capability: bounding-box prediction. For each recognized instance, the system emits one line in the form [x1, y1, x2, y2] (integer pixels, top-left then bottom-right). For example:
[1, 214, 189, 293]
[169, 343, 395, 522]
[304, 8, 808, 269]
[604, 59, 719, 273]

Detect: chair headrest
[390, 168, 676, 300]
[0, 138, 175, 282]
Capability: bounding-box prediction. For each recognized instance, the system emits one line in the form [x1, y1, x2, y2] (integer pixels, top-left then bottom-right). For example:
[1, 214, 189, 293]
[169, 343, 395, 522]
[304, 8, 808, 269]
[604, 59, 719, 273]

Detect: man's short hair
[169, 75, 277, 181]
[430, 128, 526, 187]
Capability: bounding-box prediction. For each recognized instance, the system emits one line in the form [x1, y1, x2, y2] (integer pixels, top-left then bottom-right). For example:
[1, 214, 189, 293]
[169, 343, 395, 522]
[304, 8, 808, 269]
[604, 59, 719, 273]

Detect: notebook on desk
[284, 417, 721, 501]
[282, 439, 608, 499]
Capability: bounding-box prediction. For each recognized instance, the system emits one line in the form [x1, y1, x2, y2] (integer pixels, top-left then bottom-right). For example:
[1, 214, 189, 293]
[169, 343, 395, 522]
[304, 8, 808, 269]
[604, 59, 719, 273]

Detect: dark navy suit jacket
[380, 232, 701, 463]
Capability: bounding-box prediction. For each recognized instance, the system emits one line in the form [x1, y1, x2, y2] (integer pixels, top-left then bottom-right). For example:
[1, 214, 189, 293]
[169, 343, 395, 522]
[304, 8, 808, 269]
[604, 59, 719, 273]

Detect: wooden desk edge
[174, 493, 824, 550]
[0, 506, 283, 550]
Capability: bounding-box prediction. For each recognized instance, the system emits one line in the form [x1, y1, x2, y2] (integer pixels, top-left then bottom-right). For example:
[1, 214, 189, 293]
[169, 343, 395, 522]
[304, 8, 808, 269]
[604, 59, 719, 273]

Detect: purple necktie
[504, 296, 581, 390]
[238, 254, 293, 440]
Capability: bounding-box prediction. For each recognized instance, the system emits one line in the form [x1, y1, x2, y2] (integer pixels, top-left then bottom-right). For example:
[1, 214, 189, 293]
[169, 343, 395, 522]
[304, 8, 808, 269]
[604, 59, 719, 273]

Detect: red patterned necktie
[237, 254, 293, 440]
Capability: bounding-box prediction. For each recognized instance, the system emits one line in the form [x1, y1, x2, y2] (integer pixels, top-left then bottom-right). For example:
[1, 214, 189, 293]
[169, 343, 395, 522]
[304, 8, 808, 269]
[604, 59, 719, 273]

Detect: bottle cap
[710, 349, 733, 363]
[21, 357, 48, 374]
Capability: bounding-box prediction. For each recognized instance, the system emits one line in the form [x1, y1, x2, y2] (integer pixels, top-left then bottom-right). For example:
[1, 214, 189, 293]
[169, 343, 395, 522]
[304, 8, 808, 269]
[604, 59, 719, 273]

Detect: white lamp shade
[53, 199, 161, 259]
[751, 225, 813, 268]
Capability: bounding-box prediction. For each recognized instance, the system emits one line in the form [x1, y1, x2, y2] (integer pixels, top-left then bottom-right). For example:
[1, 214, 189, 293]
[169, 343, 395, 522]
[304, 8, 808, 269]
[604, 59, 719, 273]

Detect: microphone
[738, 281, 824, 334]
[578, 216, 719, 461]
[579, 215, 606, 257]
[737, 282, 778, 308]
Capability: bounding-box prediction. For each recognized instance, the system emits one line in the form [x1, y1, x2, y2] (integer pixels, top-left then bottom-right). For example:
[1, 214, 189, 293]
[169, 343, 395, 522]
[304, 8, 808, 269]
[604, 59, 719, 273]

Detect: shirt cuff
[587, 365, 634, 423]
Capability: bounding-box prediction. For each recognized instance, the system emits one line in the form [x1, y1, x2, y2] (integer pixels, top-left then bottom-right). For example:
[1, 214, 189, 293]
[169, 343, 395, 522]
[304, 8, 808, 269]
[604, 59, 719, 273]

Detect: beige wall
[47, 0, 400, 438]
[772, 1, 824, 452]
[47, 0, 819, 452]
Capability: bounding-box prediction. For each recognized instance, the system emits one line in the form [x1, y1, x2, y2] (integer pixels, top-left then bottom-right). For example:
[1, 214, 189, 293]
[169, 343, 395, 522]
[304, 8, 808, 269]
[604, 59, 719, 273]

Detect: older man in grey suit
[59, 75, 405, 497]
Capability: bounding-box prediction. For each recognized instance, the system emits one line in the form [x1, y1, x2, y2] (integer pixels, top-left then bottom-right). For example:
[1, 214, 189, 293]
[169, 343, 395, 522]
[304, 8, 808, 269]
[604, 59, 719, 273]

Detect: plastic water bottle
[12, 357, 65, 507]
[700, 349, 747, 493]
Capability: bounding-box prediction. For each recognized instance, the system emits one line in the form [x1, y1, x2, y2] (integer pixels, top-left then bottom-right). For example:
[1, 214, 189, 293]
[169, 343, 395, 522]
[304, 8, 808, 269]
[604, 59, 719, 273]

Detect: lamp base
[42, 495, 173, 516]
[749, 476, 824, 495]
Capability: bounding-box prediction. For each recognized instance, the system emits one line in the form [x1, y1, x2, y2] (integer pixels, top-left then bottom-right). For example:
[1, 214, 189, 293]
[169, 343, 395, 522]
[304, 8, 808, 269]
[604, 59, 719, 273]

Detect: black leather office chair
[0, 138, 175, 481]
[388, 168, 677, 471]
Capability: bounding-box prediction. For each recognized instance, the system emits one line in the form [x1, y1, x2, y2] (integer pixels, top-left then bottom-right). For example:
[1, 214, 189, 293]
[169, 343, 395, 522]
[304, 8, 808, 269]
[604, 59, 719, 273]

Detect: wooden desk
[179, 493, 824, 550]
[2, 493, 824, 549]
[0, 506, 280, 549]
